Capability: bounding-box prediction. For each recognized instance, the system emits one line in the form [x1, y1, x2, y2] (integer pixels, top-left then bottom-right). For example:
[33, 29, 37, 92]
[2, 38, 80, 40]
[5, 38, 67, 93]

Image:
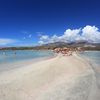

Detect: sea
[0, 50, 54, 72]
[80, 51, 100, 67]
[0, 50, 99, 65]
[80, 51, 100, 97]
[0, 50, 54, 64]
[0, 50, 99, 72]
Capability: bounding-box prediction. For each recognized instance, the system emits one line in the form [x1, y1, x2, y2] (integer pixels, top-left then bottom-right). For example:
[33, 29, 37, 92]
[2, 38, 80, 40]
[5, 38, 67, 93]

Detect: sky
[0, 0, 100, 47]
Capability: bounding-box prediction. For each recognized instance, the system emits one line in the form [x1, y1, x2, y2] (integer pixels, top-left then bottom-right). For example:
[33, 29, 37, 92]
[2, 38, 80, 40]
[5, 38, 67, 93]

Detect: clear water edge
[0, 50, 54, 64]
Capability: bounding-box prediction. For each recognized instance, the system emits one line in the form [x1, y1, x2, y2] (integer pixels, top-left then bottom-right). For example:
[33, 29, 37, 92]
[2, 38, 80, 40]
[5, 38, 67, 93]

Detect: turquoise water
[80, 51, 100, 67]
[81, 51, 100, 98]
[0, 50, 54, 64]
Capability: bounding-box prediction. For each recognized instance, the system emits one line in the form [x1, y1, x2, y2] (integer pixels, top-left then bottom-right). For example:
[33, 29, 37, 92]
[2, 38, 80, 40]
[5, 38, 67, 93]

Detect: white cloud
[0, 38, 16, 46]
[38, 41, 44, 45]
[40, 35, 49, 40]
[38, 25, 100, 44]
[39, 35, 49, 44]
[61, 28, 81, 42]
[82, 25, 100, 43]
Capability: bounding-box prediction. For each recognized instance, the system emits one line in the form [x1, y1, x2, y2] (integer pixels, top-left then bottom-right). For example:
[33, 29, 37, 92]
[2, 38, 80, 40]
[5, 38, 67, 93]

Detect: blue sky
[0, 0, 100, 47]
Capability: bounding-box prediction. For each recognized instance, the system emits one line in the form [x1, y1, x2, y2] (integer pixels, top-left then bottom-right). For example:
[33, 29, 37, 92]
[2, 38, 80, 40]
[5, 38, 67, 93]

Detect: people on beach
[53, 47, 71, 56]
[53, 47, 83, 56]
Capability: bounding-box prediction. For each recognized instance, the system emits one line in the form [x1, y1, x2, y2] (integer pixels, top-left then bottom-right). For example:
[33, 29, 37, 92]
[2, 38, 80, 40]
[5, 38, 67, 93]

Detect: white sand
[0, 54, 95, 100]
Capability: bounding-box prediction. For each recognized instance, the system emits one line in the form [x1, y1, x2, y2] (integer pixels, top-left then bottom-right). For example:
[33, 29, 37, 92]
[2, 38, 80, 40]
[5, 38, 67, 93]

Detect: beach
[0, 53, 95, 100]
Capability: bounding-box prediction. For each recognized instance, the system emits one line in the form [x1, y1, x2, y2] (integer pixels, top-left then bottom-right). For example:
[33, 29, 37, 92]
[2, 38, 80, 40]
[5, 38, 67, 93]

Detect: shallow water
[0, 50, 54, 64]
[80, 51, 100, 100]
[0, 50, 54, 72]
[80, 51, 100, 67]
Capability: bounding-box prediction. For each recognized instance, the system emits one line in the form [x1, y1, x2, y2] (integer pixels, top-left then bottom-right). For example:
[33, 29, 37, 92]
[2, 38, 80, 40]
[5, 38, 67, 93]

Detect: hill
[0, 41, 100, 51]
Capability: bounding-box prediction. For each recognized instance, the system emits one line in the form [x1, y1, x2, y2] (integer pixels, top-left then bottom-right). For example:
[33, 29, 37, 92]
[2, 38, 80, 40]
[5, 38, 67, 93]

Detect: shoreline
[0, 54, 55, 73]
[75, 53, 100, 100]
[0, 53, 95, 100]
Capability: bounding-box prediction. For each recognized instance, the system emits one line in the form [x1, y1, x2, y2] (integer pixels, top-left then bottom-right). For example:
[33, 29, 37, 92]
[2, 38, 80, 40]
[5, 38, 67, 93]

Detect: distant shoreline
[0, 47, 100, 51]
[0, 42, 100, 51]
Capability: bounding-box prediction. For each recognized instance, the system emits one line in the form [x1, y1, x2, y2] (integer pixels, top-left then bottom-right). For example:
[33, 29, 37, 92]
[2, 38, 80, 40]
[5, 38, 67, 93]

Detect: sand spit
[0, 54, 95, 100]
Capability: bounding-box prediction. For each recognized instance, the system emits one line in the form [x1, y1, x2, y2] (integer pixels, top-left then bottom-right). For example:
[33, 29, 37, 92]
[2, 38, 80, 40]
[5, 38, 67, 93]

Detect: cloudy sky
[0, 0, 100, 47]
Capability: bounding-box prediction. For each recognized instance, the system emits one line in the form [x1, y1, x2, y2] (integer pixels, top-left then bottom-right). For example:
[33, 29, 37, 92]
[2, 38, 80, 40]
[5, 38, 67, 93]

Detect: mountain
[0, 41, 100, 50]
[38, 41, 100, 50]
[42, 41, 87, 48]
